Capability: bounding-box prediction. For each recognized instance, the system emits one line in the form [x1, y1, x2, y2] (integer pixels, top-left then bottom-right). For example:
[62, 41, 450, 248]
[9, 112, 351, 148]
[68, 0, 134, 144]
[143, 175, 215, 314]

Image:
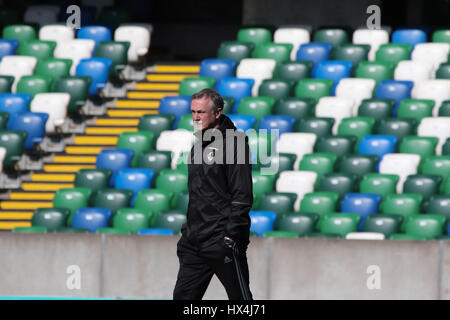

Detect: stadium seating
[0, 130, 27, 169]
[236, 58, 276, 96]
[237, 27, 272, 47]
[0, 55, 38, 91]
[352, 28, 390, 61]
[7, 112, 48, 150]
[117, 131, 154, 167]
[249, 211, 277, 236]
[199, 59, 236, 83]
[392, 28, 427, 47]
[274, 27, 310, 60]
[76, 58, 112, 96]
[0, 39, 19, 61]
[296, 42, 332, 66]
[91, 189, 133, 214]
[217, 41, 254, 62]
[30, 93, 71, 133]
[153, 210, 186, 234]
[74, 168, 113, 191]
[39, 24, 75, 43]
[54, 39, 96, 75]
[113, 208, 150, 233]
[276, 170, 317, 210]
[71, 207, 112, 233]
[31, 208, 70, 232]
[77, 26, 112, 45]
[114, 25, 150, 63]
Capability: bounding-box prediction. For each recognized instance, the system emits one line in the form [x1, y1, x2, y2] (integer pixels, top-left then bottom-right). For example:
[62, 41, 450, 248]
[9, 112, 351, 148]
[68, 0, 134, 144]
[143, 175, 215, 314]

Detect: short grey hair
[191, 88, 224, 113]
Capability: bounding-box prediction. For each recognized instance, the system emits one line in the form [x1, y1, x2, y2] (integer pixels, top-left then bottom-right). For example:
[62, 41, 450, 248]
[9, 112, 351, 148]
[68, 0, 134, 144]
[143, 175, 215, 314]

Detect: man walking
[173, 88, 253, 300]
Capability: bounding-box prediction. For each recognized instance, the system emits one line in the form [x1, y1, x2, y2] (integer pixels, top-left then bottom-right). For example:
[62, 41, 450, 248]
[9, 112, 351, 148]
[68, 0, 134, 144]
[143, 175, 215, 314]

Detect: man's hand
[224, 236, 235, 248]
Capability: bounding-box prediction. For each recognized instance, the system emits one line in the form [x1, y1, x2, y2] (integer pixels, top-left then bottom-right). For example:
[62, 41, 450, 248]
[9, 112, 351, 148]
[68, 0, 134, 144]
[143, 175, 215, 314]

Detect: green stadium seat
[390, 233, 427, 240]
[443, 138, 450, 155]
[17, 40, 56, 59]
[313, 28, 349, 47]
[53, 187, 92, 217]
[272, 97, 315, 121]
[138, 114, 176, 144]
[258, 79, 294, 100]
[0, 130, 27, 169]
[247, 131, 276, 166]
[116, 131, 155, 167]
[420, 156, 450, 182]
[135, 189, 172, 224]
[262, 231, 299, 237]
[432, 29, 450, 43]
[294, 117, 334, 139]
[375, 118, 417, 141]
[330, 44, 370, 72]
[16, 75, 52, 98]
[427, 195, 450, 220]
[359, 173, 399, 198]
[355, 61, 395, 82]
[357, 98, 396, 122]
[0, 112, 9, 128]
[337, 154, 379, 179]
[274, 212, 319, 235]
[295, 78, 333, 101]
[94, 41, 130, 78]
[31, 208, 71, 231]
[96, 228, 130, 234]
[252, 42, 293, 62]
[176, 151, 190, 173]
[375, 44, 412, 65]
[318, 173, 358, 199]
[0, 76, 14, 93]
[362, 213, 404, 238]
[222, 97, 235, 114]
[2, 24, 36, 44]
[176, 191, 189, 213]
[259, 153, 297, 174]
[403, 174, 443, 203]
[237, 96, 275, 127]
[136, 150, 172, 181]
[319, 213, 361, 237]
[90, 189, 133, 215]
[153, 210, 186, 234]
[237, 27, 272, 47]
[13, 226, 47, 233]
[258, 192, 297, 215]
[113, 208, 151, 233]
[217, 41, 255, 62]
[404, 214, 446, 239]
[399, 136, 438, 158]
[379, 193, 423, 231]
[337, 117, 376, 151]
[299, 153, 337, 179]
[178, 77, 215, 96]
[439, 101, 450, 117]
[177, 114, 194, 131]
[397, 99, 435, 121]
[436, 63, 450, 79]
[54, 76, 92, 113]
[155, 169, 188, 207]
[273, 61, 313, 82]
[314, 135, 357, 157]
[300, 192, 339, 220]
[252, 170, 276, 199]
[34, 59, 72, 88]
[74, 168, 113, 191]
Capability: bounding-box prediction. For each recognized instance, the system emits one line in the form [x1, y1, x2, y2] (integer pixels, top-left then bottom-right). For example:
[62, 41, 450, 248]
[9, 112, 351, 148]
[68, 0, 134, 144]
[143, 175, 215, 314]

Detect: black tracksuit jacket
[181, 114, 253, 248]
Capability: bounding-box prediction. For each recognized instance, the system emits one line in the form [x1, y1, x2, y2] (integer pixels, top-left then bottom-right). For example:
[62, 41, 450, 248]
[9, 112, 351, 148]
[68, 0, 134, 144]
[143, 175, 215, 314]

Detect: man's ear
[216, 108, 223, 119]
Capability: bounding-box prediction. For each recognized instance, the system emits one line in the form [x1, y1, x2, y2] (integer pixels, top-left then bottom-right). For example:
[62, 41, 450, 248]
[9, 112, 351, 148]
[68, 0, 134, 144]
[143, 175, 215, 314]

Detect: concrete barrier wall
[0, 233, 448, 299]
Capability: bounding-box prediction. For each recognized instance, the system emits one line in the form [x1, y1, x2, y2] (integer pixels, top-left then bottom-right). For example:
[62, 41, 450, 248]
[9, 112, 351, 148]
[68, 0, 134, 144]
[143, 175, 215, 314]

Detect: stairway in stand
[0, 63, 200, 231]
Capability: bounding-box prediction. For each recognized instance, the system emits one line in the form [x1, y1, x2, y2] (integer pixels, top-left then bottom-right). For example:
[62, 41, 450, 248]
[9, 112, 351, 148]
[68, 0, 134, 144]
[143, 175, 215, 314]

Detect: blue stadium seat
[137, 228, 174, 235]
[249, 211, 277, 236]
[227, 114, 256, 132]
[77, 25, 112, 46]
[312, 60, 353, 94]
[0, 39, 19, 61]
[199, 58, 236, 83]
[296, 42, 332, 66]
[158, 96, 191, 129]
[0, 93, 31, 122]
[375, 80, 414, 114]
[75, 57, 112, 96]
[358, 135, 398, 164]
[96, 149, 134, 183]
[7, 111, 48, 150]
[258, 115, 296, 136]
[392, 28, 427, 47]
[341, 193, 382, 231]
[113, 168, 154, 204]
[215, 77, 254, 112]
[71, 207, 112, 233]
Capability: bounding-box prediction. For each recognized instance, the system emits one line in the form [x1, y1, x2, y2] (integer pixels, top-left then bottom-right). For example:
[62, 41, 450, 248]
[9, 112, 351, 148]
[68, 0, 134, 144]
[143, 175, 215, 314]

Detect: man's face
[191, 97, 221, 131]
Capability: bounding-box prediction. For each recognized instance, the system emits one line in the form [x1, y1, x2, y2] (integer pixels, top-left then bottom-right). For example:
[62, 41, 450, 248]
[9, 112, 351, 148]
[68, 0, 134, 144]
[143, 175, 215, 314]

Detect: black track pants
[173, 235, 253, 300]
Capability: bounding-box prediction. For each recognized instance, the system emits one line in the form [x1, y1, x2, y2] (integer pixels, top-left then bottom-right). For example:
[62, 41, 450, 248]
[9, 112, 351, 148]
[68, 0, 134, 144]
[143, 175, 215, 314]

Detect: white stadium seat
[0, 56, 37, 92]
[54, 39, 95, 75]
[379, 153, 421, 193]
[39, 25, 75, 44]
[394, 60, 434, 83]
[335, 78, 376, 114]
[345, 232, 385, 240]
[30, 93, 71, 133]
[411, 79, 450, 116]
[411, 43, 450, 74]
[236, 58, 276, 96]
[156, 130, 195, 169]
[276, 170, 318, 211]
[352, 28, 389, 61]
[417, 117, 450, 155]
[274, 27, 310, 61]
[114, 26, 151, 63]
[275, 132, 317, 170]
[315, 96, 355, 134]
[0, 146, 6, 176]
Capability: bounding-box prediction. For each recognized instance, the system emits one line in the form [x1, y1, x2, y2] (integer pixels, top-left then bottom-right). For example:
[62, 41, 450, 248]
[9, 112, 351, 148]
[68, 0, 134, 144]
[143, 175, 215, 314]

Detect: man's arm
[224, 133, 253, 244]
